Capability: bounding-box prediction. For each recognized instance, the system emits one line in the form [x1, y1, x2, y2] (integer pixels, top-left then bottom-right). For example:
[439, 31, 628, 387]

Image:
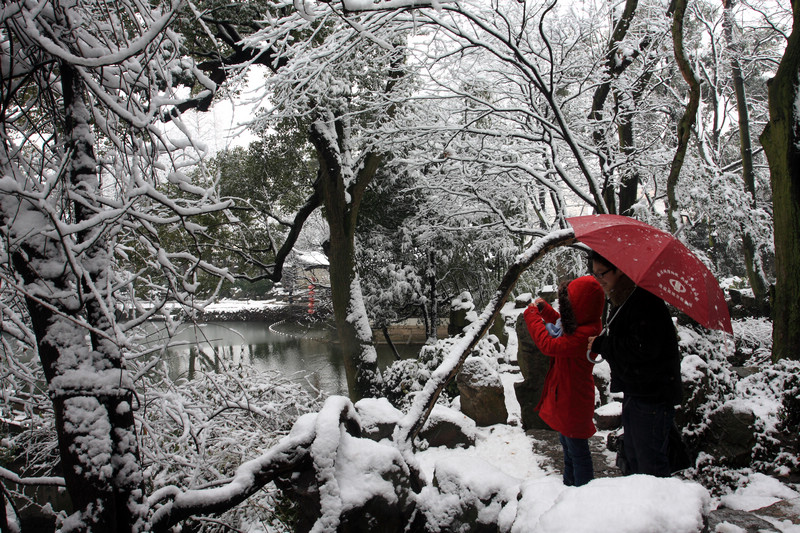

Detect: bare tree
[330, 0, 674, 225]
[666, 0, 702, 234]
[588, 0, 649, 216]
[231, 6, 420, 400]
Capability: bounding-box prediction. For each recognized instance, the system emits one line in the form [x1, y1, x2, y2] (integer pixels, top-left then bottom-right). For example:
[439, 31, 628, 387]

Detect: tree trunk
[310, 119, 382, 401]
[588, 0, 640, 215]
[615, 101, 642, 216]
[722, 0, 770, 313]
[760, 0, 800, 361]
[666, 0, 701, 234]
[426, 249, 439, 342]
[66, 63, 145, 532]
[4, 63, 146, 532]
[382, 326, 402, 360]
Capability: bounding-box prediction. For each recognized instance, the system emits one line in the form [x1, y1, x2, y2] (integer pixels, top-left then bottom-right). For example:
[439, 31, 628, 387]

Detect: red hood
[567, 275, 605, 326]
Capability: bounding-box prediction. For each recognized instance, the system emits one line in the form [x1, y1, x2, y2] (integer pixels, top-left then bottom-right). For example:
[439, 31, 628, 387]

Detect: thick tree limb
[149, 396, 360, 532]
[235, 178, 324, 283]
[394, 229, 576, 447]
[666, 0, 701, 233]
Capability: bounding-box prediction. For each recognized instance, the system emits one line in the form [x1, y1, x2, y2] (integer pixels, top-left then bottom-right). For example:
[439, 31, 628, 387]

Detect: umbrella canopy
[567, 214, 733, 334]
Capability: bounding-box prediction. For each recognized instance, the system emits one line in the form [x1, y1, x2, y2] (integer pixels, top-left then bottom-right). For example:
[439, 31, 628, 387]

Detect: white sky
[179, 67, 270, 156]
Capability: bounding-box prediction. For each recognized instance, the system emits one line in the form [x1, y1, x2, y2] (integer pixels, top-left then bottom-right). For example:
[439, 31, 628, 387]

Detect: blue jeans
[558, 434, 594, 486]
[621, 396, 674, 477]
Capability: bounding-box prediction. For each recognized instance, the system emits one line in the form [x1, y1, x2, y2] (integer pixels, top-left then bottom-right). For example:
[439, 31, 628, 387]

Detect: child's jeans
[558, 434, 594, 486]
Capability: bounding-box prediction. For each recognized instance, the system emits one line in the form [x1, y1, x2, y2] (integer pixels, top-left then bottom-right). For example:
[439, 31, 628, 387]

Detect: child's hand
[587, 336, 597, 352]
[533, 297, 546, 310]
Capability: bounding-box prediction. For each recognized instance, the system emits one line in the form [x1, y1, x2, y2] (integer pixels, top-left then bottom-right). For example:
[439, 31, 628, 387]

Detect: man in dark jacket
[588, 251, 682, 477]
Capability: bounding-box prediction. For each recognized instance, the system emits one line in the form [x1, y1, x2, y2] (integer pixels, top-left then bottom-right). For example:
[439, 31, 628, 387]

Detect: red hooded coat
[523, 275, 605, 439]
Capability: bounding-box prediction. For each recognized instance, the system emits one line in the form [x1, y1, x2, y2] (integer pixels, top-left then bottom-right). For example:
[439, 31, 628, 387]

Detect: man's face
[591, 260, 623, 296]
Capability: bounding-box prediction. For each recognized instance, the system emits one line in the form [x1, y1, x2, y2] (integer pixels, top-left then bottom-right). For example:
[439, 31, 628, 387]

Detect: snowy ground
[408, 369, 800, 533]
[201, 298, 288, 312]
[180, 298, 799, 531]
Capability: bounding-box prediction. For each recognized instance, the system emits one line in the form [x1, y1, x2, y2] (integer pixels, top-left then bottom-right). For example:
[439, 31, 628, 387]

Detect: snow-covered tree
[328, 0, 783, 316]
[0, 0, 261, 529]
[206, 4, 429, 401]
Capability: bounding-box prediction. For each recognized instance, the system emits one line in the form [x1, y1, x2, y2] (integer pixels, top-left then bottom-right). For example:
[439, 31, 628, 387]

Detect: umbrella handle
[587, 349, 604, 364]
[587, 328, 605, 364]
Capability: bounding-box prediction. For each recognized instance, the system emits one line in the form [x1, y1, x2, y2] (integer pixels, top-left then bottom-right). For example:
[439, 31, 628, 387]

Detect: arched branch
[394, 229, 576, 447]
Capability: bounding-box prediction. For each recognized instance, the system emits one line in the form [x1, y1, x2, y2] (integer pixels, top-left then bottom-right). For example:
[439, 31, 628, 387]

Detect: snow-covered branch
[148, 394, 352, 532]
[0, 466, 64, 487]
[394, 228, 575, 449]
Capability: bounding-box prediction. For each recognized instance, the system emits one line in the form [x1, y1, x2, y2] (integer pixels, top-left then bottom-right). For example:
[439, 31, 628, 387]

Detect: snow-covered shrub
[4, 363, 322, 531]
[677, 321, 799, 495]
[471, 334, 506, 366]
[675, 326, 737, 446]
[777, 362, 800, 474]
[140, 364, 322, 532]
[381, 339, 460, 410]
[691, 452, 753, 498]
[731, 317, 773, 366]
[675, 326, 748, 494]
[779, 361, 800, 437]
[381, 321, 506, 412]
[739, 359, 800, 477]
[382, 358, 429, 410]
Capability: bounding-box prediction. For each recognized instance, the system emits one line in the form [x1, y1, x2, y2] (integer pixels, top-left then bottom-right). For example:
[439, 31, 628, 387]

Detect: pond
[146, 321, 421, 396]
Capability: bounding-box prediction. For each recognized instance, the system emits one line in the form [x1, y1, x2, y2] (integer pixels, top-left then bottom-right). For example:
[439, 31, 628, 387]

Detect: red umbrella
[567, 214, 733, 334]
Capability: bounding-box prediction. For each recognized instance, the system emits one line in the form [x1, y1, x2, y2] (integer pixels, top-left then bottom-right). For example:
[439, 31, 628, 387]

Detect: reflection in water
[146, 321, 418, 396]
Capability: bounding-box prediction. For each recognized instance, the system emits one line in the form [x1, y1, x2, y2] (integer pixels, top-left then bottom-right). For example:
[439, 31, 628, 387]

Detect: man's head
[588, 251, 626, 297]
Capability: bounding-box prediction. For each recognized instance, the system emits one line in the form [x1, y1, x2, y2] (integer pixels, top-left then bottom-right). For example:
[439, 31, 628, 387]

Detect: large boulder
[457, 356, 508, 427]
[595, 400, 622, 431]
[727, 288, 770, 319]
[753, 497, 800, 528]
[355, 397, 403, 442]
[449, 291, 477, 335]
[513, 314, 551, 431]
[703, 404, 757, 468]
[706, 508, 780, 532]
[420, 455, 521, 533]
[419, 404, 477, 449]
[276, 412, 424, 533]
[489, 314, 511, 351]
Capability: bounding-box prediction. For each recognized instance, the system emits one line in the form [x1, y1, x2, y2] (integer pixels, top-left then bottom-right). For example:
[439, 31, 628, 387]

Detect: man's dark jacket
[592, 288, 682, 405]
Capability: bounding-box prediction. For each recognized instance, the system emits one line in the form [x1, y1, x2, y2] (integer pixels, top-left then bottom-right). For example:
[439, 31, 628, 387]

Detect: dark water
[146, 321, 420, 396]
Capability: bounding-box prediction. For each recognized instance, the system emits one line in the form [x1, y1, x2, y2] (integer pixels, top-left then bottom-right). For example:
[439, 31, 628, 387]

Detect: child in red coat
[523, 275, 605, 486]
